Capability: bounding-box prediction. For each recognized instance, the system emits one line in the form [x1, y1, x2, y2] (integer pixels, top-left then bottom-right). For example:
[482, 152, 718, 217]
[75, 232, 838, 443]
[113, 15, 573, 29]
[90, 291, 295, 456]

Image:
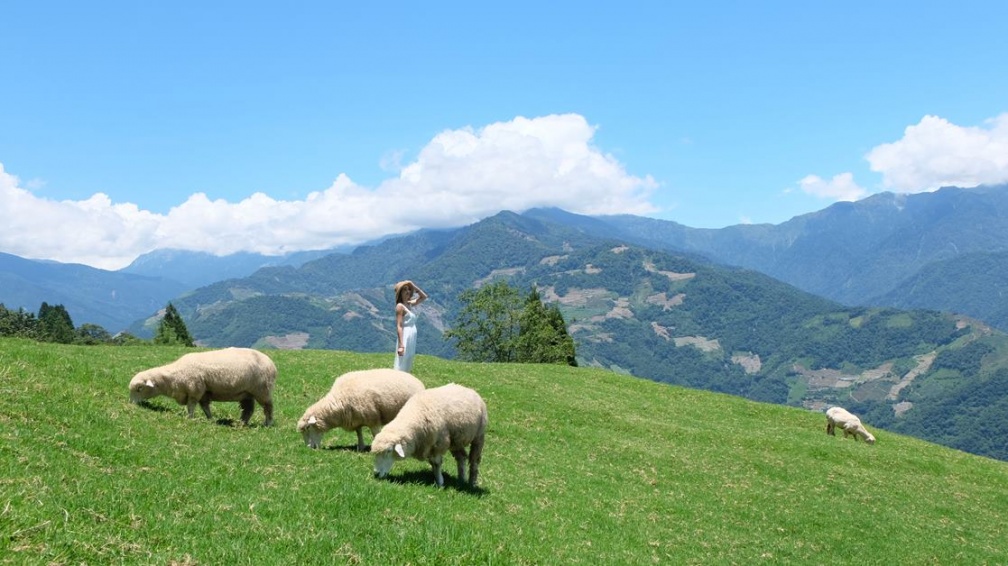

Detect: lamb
[371, 383, 487, 488]
[825, 406, 876, 444]
[297, 368, 425, 452]
[129, 347, 276, 426]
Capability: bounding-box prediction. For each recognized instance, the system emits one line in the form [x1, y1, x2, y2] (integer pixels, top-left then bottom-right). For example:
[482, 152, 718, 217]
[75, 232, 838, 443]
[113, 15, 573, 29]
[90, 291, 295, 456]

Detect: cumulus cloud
[798, 172, 868, 201]
[0, 114, 658, 270]
[866, 113, 1008, 192]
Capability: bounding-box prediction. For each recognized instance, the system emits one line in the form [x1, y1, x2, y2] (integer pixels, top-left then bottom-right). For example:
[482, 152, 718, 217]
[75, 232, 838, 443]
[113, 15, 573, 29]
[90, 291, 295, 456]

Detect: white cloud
[0, 114, 658, 270]
[866, 113, 1008, 192]
[798, 172, 868, 201]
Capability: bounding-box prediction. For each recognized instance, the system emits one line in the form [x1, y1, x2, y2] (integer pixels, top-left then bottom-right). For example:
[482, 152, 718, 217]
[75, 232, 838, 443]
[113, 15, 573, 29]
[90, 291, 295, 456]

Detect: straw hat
[394, 280, 413, 301]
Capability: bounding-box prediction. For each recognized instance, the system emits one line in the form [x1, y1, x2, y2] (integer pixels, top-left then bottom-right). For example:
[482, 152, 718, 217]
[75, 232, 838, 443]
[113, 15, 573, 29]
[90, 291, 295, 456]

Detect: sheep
[826, 406, 876, 444]
[371, 383, 487, 488]
[129, 347, 276, 426]
[297, 368, 425, 452]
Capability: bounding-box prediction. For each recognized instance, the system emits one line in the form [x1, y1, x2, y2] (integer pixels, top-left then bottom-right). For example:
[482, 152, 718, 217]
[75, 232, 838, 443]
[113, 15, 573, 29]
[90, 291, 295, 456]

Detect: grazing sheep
[371, 383, 487, 488]
[826, 406, 876, 444]
[129, 347, 276, 426]
[297, 368, 425, 451]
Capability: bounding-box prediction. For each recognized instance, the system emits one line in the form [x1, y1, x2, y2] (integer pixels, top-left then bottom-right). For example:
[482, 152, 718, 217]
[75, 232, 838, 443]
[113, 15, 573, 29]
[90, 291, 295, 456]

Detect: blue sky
[2, 1, 1007, 269]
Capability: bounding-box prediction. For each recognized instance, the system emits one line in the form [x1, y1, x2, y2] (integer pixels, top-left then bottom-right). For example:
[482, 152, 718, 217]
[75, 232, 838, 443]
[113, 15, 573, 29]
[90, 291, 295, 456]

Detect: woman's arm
[409, 282, 428, 306]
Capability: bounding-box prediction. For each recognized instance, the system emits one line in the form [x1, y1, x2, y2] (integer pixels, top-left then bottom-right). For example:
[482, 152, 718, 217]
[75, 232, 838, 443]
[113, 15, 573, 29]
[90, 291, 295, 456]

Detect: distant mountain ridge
[0, 252, 188, 332]
[588, 184, 1008, 319]
[5, 184, 1008, 336]
[120, 247, 348, 288]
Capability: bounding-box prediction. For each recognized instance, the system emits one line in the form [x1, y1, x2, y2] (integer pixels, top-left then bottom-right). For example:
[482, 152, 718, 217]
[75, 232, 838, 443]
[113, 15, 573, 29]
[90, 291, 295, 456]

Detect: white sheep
[371, 383, 487, 488]
[129, 347, 277, 426]
[825, 406, 876, 444]
[297, 368, 425, 452]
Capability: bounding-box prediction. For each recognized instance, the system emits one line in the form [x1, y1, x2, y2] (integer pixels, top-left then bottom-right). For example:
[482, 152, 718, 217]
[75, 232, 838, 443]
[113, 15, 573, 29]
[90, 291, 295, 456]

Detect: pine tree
[37, 302, 75, 344]
[516, 287, 577, 366]
[154, 302, 195, 347]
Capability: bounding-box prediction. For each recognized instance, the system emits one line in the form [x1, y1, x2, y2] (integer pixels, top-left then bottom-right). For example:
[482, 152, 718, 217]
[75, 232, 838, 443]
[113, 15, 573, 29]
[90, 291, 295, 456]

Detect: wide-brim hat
[394, 280, 412, 298]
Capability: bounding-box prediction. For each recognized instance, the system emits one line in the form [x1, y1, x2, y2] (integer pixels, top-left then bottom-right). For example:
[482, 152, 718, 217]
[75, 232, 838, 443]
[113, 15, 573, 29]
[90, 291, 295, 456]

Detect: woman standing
[394, 280, 428, 372]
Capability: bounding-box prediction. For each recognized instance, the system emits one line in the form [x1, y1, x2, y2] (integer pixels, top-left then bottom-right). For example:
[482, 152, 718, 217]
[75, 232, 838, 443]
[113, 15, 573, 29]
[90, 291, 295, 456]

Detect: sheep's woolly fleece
[371, 383, 488, 487]
[129, 347, 276, 426]
[297, 368, 425, 451]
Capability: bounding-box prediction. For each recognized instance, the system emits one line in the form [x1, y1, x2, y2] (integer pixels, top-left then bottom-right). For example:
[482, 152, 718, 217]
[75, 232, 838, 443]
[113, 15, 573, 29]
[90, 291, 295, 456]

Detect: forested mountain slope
[158, 211, 1008, 461]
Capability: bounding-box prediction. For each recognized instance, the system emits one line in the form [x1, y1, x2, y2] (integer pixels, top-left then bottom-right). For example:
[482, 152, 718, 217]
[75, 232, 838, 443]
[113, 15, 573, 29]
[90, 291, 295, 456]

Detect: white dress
[394, 304, 418, 372]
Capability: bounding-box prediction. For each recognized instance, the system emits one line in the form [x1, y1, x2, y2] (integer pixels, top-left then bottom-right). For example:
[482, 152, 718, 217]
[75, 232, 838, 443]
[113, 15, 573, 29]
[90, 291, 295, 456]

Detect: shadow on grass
[212, 418, 276, 429]
[322, 443, 370, 453]
[381, 469, 489, 496]
[134, 401, 172, 413]
[133, 403, 272, 429]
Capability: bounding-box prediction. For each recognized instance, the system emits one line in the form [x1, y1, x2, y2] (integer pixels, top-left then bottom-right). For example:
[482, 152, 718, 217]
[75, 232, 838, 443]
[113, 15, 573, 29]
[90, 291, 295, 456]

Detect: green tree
[75, 323, 113, 345]
[516, 287, 577, 366]
[445, 281, 577, 365]
[0, 304, 41, 339]
[445, 280, 522, 362]
[154, 302, 195, 346]
[38, 302, 75, 344]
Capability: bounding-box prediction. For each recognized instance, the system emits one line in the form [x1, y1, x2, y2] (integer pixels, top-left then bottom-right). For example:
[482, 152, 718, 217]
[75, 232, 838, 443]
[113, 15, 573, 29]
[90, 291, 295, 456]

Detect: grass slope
[1, 338, 1007, 564]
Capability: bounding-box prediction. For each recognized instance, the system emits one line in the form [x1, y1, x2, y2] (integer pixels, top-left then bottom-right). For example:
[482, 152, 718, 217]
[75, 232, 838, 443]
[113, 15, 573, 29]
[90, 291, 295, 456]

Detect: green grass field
[2, 338, 1007, 564]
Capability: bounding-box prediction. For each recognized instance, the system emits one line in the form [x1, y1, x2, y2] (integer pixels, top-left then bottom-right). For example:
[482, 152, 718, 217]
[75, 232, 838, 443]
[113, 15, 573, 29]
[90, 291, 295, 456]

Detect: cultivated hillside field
[1, 338, 1007, 564]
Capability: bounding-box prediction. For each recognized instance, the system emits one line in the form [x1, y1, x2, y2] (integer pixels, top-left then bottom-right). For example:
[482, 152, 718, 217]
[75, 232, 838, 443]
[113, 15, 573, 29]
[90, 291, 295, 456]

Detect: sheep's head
[297, 414, 326, 449]
[371, 442, 407, 478]
[863, 431, 876, 445]
[128, 372, 158, 404]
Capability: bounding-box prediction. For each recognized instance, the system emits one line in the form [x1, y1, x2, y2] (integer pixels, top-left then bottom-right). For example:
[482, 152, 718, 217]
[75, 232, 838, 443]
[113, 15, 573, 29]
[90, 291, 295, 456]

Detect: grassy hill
[2, 339, 1006, 564]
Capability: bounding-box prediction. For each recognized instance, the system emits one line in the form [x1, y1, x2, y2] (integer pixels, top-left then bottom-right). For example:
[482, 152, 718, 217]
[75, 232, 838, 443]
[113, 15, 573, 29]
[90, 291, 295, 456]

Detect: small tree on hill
[445, 281, 577, 365]
[446, 280, 522, 362]
[38, 302, 75, 344]
[516, 287, 577, 366]
[154, 303, 195, 347]
[76, 323, 113, 345]
[0, 304, 41, 339]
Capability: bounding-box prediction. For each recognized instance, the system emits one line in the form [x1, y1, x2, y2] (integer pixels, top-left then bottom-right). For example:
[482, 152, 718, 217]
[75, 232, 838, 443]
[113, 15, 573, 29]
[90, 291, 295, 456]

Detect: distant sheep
[826, 406, 875, 444]
[297, 368, 425, 452]
[372, 383, 487, 488]
[129, 347, 276, 426]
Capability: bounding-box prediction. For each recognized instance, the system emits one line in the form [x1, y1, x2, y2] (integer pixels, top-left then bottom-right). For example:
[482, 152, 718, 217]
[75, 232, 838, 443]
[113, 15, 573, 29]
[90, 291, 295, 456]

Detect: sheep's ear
[307, 415, 317, 425]
[144, 379, 155, 389]
[394, 443, 406, 458]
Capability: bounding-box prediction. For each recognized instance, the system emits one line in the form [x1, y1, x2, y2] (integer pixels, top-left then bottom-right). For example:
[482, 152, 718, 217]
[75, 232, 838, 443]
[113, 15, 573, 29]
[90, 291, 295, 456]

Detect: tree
[154, 302, 195, 346]
[38, 302, 75, 344]
[445, 281, 577, 365]
[0, 304, 41, 339]
[516, 287, 577, 366]
[445, 280, 522, 362]
[76, 323, 113, 345]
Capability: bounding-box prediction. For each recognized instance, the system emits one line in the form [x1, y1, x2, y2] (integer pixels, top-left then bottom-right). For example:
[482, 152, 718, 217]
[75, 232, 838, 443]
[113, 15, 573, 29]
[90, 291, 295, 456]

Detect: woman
[393, 280, 428, 372]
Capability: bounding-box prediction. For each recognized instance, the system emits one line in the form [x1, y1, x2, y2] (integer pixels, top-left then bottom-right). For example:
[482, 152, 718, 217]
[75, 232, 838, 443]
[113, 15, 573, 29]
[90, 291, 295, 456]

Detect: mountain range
[4, 185, 1008, 460]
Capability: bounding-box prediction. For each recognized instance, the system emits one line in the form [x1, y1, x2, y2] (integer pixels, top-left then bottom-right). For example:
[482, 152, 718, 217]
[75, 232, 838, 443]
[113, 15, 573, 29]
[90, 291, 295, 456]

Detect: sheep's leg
[451, 448, 468, 484]
[826, 421, 835, 436]
[354, 428, 368, 452]
[198, 396, 213, 420]
[239, 398, 255, 425]
[429, 455, 444, 487]
[468, 435, 485, 487]
[186, 400, 198, 419]
[261, 401, 274, 427]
